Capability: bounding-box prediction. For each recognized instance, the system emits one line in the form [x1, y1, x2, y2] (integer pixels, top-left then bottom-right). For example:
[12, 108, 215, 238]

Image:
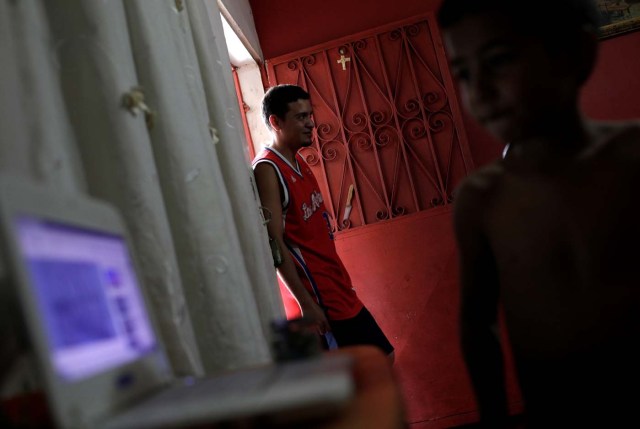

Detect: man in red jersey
[252, 84, 393, 360]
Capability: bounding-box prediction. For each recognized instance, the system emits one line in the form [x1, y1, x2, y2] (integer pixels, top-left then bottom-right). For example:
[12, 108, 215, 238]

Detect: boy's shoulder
[452, 160, 506, 218]
[588, 120, 640, 161]
[455, 160, 506, 198]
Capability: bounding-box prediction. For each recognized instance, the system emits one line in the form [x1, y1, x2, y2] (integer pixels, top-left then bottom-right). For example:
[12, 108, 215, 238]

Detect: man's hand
[301, 301, 331, 336]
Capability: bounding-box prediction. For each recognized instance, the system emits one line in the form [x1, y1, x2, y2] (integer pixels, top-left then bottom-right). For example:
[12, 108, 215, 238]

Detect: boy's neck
[270, 140, 298, 165]
[506, 112, 592, 169]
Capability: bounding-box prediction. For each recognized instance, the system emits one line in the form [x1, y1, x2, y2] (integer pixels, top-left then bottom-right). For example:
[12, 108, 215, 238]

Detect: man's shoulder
[252, 146, 274, 165]
[252, 149, 283, 187]
[252, 148, 286, 177]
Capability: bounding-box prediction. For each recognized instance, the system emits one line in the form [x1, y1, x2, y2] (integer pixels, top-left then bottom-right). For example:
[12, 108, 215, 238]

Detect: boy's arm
[453, 181, 508, 426]
[253, 162, 331, 335]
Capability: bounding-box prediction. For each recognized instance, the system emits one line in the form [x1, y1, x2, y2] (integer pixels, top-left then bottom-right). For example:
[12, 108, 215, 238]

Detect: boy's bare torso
[461, 121, 640, 388]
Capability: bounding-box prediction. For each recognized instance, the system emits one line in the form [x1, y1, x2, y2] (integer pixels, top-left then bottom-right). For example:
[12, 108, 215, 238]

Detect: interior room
[1, 0, 639, 428]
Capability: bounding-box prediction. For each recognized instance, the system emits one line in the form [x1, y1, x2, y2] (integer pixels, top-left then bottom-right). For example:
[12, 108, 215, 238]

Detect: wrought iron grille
[267, 16, 473, 232]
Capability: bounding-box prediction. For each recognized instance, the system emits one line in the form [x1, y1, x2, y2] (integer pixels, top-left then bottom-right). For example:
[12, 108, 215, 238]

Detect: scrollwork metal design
[430, 197, 445, 207]
[389, 29, 403, 41]
[316, 122, 338, 141]
[422, 91, 445, 112]
[401, 118, 427, 141]
[428, 111, 450, 133]
[270, 17, 470, 231]
[320, 140, 344, 162]
[352, 39, 367, 52]
[338, 44, 351, 55]
[376, 210, 390, 221]
[370, 110, 389, 126]
[374, 125, 399, 148]
[397, 97, 421, 119]
[300, 147, 320, 166]
[348, 112, 369, 132]
[347, 132, 373, 152]
[405, 24, 420, 37]
[301, 55, 316, 67]
[392, 206, 407, 216]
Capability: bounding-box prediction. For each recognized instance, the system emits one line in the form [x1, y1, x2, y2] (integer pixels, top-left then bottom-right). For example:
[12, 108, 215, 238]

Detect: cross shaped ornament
[337, 50, 351, 71]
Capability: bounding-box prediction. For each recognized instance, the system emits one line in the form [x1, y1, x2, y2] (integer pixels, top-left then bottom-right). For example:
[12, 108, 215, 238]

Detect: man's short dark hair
[437, 0, 602, 42]
[262, 84, 310, 129]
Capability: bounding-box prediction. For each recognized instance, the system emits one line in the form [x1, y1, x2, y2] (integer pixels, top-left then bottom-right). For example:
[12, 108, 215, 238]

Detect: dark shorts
[323, 307, 394, 355]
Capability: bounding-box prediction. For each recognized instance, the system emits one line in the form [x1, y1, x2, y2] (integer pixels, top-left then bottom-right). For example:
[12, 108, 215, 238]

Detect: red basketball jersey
[253, 147, 363, 320]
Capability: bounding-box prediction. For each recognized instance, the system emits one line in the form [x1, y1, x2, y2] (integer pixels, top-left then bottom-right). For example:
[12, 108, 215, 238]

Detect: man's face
[443, 12, 573, 143]
[277, 99, 315, 148]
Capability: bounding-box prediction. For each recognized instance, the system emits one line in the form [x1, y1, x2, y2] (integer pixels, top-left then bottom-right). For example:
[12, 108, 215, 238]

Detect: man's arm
[453, 180, 507, 426]
[253, 162, 331, 335]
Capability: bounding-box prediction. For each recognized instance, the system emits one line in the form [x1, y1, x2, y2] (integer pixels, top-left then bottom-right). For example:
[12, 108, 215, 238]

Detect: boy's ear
[268, 114, 282, 132]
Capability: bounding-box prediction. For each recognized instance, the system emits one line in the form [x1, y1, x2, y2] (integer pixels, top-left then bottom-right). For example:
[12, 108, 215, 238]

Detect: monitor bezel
[0, 175, 173, 429]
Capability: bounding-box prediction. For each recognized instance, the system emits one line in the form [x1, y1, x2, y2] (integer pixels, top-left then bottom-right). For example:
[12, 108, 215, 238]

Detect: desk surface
[1, 346, 406, 429]
[304, 345, 405, 429]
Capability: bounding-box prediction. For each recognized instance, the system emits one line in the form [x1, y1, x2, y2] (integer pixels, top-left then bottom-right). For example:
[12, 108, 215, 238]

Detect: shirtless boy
[437, 0, 640, 426]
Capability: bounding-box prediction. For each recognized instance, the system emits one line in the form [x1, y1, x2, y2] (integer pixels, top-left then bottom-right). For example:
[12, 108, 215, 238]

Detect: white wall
[217, 0, 263, 62]
[237, 62, 271, 152]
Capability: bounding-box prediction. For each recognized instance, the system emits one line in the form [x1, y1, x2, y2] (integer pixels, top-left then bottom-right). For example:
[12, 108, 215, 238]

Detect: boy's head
[262, 84, 311, 130]
[437, 0, 601, 143]
[437, 0, 601, 41]
[262, 84, 315, 148]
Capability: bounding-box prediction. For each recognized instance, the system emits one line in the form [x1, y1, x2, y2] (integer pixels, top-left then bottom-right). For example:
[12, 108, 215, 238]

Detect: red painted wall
[335, 209, 522, 427]
[250, 0, 640, 425]
[251, 0, 441, 60]
[337, 209, 467, 424]
[582, 31, 640, 120]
